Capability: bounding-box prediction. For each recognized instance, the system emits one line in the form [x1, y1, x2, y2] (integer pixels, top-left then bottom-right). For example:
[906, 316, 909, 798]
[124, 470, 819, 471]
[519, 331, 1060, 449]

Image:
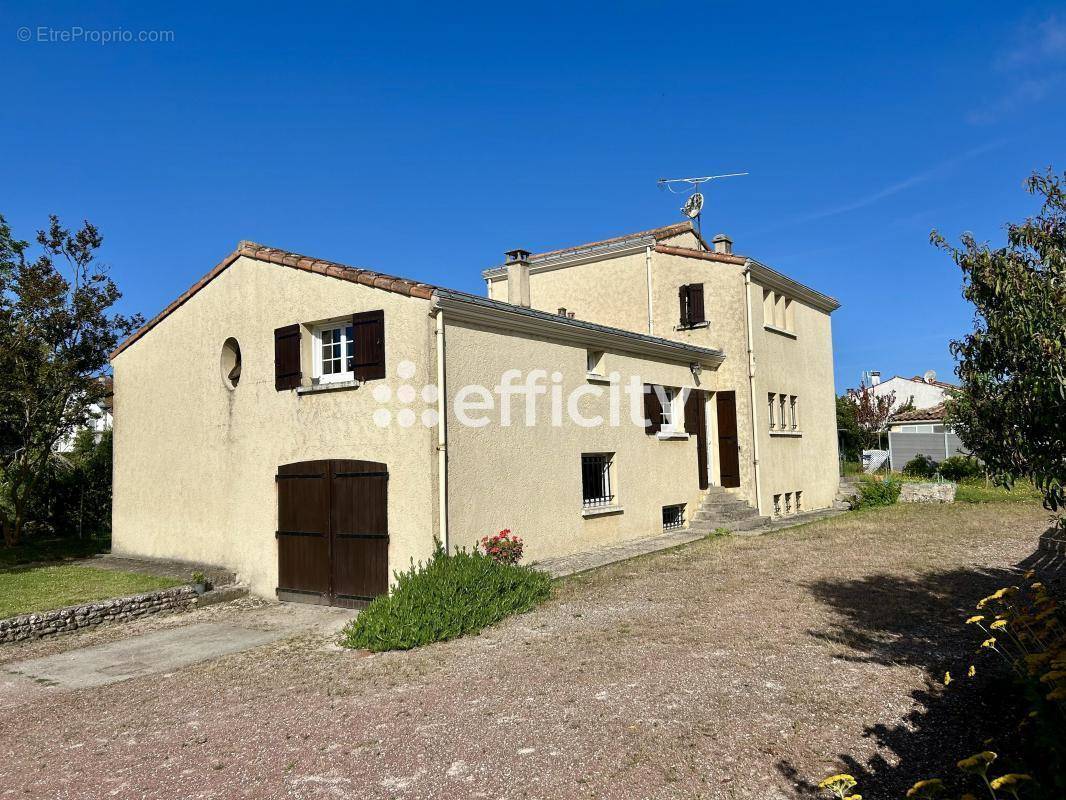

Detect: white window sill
[764, 324, 797, 339]
[297, 379, 362, 395]
[582, 505, 624, 518]
[586, 372, 612, 385]
[769, 429, 802, 437]
[656, 430, 690, 441]
[675, 321, 710, 331]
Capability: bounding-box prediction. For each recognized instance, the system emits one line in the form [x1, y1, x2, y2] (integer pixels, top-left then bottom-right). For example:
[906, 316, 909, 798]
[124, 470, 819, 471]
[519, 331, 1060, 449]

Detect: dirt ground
[0, 502, 1055, 800]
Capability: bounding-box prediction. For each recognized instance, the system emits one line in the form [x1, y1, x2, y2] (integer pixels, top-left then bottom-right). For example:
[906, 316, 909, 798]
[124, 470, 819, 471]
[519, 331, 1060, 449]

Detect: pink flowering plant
[479, 529, 524, 565]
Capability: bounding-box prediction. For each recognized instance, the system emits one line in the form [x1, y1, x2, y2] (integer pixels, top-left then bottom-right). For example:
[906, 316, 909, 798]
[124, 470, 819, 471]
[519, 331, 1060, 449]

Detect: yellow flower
[965, 615, 985, 625]
[989, 774, 1032, 790]
[990, 619, 1008, 630]
[943, 671, 953, 686]
[817, 773, 857, 797]
[957, 752, 997, 773]
[1039, 670, 1066, 683]
[1047, 687, 1066, 701]
[968, 665, 977, 678]
[981, 637, 997, 649]
[906, 778, 944, 798]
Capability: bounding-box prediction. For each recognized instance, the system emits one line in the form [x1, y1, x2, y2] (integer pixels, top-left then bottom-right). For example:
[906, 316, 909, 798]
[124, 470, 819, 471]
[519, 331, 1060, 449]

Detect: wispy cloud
[969, 14, 1066, 125]
[791, 140, 1006, 224]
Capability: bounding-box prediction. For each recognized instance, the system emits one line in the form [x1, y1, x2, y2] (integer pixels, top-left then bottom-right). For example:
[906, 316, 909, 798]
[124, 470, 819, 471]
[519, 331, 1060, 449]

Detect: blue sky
[2, 1, 1064, 392]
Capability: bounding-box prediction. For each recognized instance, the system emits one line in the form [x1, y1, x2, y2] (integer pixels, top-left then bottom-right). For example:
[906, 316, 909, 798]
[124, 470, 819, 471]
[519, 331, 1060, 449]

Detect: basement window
[662, 504, 685, 531]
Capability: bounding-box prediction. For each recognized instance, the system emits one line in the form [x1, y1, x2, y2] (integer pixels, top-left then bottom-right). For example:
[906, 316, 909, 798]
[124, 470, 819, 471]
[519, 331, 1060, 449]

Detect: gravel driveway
[0, 502, 1052, 800]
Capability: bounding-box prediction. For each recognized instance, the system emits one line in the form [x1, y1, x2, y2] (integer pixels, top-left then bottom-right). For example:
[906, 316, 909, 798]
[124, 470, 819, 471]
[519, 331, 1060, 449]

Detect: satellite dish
[923, 370, 937, 384]
[681, 192, 704, 219]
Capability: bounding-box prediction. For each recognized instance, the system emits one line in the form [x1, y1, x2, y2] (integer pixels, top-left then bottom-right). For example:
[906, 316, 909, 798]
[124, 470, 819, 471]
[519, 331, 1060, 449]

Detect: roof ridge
[528, 221, 700, 261]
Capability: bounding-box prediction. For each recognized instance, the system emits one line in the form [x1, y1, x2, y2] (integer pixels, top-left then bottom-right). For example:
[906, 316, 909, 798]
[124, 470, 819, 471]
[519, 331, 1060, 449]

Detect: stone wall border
[900, 481, 957, 504]
[0, 585, 197, 644]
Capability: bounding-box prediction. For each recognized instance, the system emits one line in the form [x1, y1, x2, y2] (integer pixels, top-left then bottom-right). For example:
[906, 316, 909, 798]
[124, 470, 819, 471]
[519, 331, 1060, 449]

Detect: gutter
[433, 308, 449, 552]
[743, 261, 764, 515]
[645, 245, 654, 335]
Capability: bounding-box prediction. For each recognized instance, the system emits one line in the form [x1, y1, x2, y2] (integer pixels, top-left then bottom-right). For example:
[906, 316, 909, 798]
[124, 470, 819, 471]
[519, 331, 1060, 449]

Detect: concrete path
[0, 600, 358, 697]
[539, 507, 847, 578]
[6, 622, 281, 689]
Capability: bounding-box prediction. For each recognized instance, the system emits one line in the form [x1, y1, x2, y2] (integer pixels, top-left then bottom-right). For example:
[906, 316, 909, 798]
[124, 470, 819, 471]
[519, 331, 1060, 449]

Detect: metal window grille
[795, 491, 803, 512]
[662, 504, 685, 530]
[581, 454, 614, 508]
[768, 393, 776, 430]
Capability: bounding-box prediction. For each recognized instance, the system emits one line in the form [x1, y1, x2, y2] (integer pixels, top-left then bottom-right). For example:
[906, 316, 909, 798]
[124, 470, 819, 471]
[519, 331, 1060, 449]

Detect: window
[773, 494, 782, 516]
[778, 395, 787, 430]
[586, 350, 605, 376]
[763, 289, 796, 334]
[661, 387, 677, 430]
[768, 393, 776, 429]
[789, 395, 798, 430]
[795, 490, 803, 512]
[678, 283, 705, 328]
[314, 322, 355, 383]
[662, 504, 685, 531]
[581, 453, 615, 509]
[220, 337, 241, 390]
[784, 492, 793, 514]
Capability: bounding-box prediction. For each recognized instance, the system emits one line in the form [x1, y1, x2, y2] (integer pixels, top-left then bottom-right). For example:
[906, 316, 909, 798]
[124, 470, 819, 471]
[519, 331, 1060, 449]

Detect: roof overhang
[434, 289, 726, 369]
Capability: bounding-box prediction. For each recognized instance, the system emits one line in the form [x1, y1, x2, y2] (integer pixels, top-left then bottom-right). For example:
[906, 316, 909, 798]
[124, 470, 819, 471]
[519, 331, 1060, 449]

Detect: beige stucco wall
[487, 246, 839, 516]
[751, 282, 839, 513]
[111, 256, 439, 597]
[443, 318, 717, 562]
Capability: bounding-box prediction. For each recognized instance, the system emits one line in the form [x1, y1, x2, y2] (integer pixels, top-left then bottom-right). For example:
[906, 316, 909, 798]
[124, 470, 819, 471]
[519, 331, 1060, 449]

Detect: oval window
[220, 338, 242, 389]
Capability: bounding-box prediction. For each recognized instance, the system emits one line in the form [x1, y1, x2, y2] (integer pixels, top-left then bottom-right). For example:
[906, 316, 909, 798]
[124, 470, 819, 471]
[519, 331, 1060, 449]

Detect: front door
[684, 389, 710, 490]
[716, 392, 741, 488]
[276, 459, 389, 608]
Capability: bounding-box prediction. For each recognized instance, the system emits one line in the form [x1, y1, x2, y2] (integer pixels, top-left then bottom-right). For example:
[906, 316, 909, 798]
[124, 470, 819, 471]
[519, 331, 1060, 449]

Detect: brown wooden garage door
[276, 459, 389, 608]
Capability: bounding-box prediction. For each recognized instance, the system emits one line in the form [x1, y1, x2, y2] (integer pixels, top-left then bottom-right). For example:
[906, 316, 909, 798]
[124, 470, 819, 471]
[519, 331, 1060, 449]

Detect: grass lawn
[0, 564, 181, 619]
[954, 477, 1044, 503]
[0, 535, 110, 569]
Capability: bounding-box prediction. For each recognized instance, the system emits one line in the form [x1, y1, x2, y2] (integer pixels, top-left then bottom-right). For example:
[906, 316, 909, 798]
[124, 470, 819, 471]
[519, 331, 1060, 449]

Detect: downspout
[645, 245, 654, 335]
[743, 262, 764, 515]
[433, 308, 449, 552]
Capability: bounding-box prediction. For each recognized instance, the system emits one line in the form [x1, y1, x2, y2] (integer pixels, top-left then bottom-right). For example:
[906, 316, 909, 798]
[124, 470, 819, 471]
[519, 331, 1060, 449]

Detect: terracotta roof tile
[110, 241, 439, 359]
[890, 403, 947, 423]
[530, 221, 709, 261]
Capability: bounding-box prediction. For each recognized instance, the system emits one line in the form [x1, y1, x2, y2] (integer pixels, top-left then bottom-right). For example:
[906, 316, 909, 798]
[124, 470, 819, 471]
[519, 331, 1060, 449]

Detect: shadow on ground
[778, 544, 1062, 799]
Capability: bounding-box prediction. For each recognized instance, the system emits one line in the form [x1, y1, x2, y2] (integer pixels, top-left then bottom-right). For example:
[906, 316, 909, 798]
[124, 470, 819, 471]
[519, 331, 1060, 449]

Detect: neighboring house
[110, 221, 840, 603]
[886, 403, 967, 468]
[869, 372, 955, 413]
[55, 377, 113, 452]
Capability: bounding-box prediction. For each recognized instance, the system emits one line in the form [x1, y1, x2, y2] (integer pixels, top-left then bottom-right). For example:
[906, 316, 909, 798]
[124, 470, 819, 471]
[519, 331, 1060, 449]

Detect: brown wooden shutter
[683, 389, 700, 434]
[689, 284, 705, 324]
[643, 384, 661, 435]
[351, 310, 385, 381]
[678, 286, 690, 328]
[274, 324, 302, 391]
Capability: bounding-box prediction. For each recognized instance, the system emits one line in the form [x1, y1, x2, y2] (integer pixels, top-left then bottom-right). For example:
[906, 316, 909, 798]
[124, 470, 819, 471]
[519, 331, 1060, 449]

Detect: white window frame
[312, 321, 355, 384]
[661, 387, 678, 431]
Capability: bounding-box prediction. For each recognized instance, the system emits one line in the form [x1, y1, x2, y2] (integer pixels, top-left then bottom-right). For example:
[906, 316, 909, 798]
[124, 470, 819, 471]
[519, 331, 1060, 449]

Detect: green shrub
[937, 455, 982, 482]
[341, 543, 552, 652]
[902, 453, 938, 479]
[855, 476, 902, 508]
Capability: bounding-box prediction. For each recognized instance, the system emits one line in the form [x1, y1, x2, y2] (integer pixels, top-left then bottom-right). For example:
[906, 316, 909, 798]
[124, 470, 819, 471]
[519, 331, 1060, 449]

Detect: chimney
[504, 249, 531, 307]
[557, 307, 567, 316]
[711, 233, 733, 255]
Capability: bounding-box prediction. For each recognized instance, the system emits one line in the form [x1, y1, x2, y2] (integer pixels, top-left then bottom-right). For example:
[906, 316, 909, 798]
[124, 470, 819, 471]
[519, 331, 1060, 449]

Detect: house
[886, 402, 967, 468]
[868, 371, 955, 414]
[56, 377, 113, 452]
[110, 221, 840, 603]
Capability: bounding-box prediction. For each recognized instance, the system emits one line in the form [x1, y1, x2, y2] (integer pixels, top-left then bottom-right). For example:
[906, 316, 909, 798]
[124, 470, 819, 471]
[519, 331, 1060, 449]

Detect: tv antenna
[657, 172, 748, 233]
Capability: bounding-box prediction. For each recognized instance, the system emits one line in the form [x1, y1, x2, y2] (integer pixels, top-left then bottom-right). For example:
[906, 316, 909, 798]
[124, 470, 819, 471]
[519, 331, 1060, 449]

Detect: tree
[847, 382, 896, 450]
[933, 169, 1066, 517]
[836, 395, 863, 462]
[0, 215, 141, 546]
